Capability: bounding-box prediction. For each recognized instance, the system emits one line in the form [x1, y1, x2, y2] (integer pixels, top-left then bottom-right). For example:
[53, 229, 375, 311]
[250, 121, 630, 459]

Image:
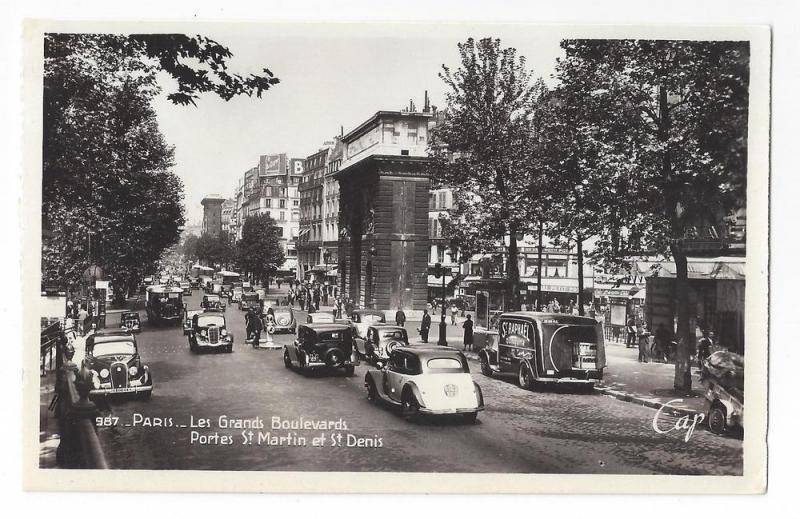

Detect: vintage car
[283, 323, 358, 376]
[120, 311, 141, 333]
[179, 280, 192, 296]
[355, 324, 409, 365]
[145, 285, 184, 326]
[239, 292, 261, 311]
[230, 287, 243, 304]
[364, 347, 484, 423]
[268, 306, 297, 334]
[306, 311, 336, 324]
[349, 309, 386, 339]
[188, 312, 234, 353]
[242, 281, 253, 292]
[479, 312, 606, 389]
[701, 351, 744, 435]
[201, 293, 226, 311]
[84, 330, 153, 399]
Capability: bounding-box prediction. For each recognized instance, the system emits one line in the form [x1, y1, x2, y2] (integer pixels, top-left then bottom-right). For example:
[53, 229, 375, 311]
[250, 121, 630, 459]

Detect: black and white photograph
[21, 20, 769, 493]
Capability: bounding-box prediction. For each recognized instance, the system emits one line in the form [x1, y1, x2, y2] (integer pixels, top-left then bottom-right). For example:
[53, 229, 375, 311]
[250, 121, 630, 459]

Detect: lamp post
[323, 249, 331, 303]
[435, 262, 447, 346]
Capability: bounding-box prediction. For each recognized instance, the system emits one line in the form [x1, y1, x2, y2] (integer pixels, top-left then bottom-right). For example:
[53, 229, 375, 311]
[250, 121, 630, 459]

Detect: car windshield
[197, 315, 225, 327]
[92, 340, 136, 357]
[361, 314, 382, 323]
[425, 356, 468, 373]
[206, 295, 220, 302]
[318, 330, 348, 341]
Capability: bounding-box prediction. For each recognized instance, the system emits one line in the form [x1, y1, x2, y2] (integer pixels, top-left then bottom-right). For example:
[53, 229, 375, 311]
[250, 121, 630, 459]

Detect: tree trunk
[576, 235, 585, 316]
[536, 220, 543, 311]
[508, 226, 521, 311]
[671, 243, 693, 390]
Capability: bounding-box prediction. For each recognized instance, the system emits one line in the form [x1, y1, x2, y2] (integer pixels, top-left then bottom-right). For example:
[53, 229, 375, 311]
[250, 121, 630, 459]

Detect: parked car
[239, 292, 260, 311]
[120, 311, 141, 333]
[364, 347, 483, 423]
[355, 324, 409, 366]
[479, 312, 605, 389]
[83, 330, 153, 399]
[188, 312, 234, 353]
[269, 306, 297, 334]
[350, 309, 386, 339]
[201, 294, 225, 311]
[283, 323, 358, 376]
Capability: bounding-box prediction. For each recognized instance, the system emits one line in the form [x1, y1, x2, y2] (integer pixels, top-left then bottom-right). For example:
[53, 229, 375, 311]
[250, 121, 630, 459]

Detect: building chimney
[424, 90, 430, 113]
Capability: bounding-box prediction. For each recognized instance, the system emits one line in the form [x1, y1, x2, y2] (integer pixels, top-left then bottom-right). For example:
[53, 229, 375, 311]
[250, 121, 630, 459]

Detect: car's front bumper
[90, 383, 153, 396]
[194, 340, 233, 349]
[419, 405, 484, 415]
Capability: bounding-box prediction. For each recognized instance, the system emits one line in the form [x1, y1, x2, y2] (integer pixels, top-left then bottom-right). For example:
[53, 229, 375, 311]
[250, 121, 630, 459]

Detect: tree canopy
[554, 39, 749, 388]
[195, 232, 234, 267]
[428, 37, 550, 310]
[42, 33, 280, 293]
[235, 214, 285, 285]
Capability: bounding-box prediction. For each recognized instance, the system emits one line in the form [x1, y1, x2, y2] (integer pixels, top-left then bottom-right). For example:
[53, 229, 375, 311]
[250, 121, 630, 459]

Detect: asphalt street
[94, 289, 743, 474]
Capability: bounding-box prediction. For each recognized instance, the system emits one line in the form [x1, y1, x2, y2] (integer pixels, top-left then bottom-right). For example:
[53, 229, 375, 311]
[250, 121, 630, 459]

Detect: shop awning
[632, 256, 745, 281]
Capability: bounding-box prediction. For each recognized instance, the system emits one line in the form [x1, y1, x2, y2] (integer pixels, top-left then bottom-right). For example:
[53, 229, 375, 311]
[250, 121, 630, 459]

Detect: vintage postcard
[22, 20, 770, 493]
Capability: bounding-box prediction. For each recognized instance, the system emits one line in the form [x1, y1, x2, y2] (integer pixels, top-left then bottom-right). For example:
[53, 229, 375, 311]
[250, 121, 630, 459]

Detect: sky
[150, 24, 567, 224]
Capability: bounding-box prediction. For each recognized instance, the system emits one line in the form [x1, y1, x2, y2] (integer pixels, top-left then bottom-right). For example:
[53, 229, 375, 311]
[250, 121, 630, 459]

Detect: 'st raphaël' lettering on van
[500, 320, 532, 341]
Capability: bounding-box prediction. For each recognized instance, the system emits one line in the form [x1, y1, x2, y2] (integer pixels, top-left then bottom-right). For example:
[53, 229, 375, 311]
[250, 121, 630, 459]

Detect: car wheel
[344, 365, 355, 377]
[139, 390, 152, 401]
[366, 378, 378, 403]
[226, 345, 233, 353]
[401, 390, 420, 420]
[518, 363, 534, 391]
[462, 412, 478, 424]
[283, 350, 293, 369]
[707, 403, 727, 435]
[480, 353, 493, 377]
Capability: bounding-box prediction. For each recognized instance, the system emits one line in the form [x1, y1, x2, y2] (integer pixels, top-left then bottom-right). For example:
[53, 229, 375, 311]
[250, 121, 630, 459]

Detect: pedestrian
[654, 323, 671, 363]
[277, 278, 282, 289]
[288, 288, 295, 307]
[313, 289, 321, 311]
[450, 304, 457, 325]
[77, 305, 88, 335]
[395, 307, 406, 327]
[298, 293, 306, 311]
[697, 331, 713, 368]
[420, 309, 431, 343]
[463, 314, 474, 351]
[626, 317, 637, 348]
[552, 299, 561, 313]
[638, 324, 650, 363]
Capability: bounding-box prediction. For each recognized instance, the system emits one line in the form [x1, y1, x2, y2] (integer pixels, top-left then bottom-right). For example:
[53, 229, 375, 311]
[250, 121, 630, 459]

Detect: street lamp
[434, 262, 447, 346]
[323, 249, 331, 302]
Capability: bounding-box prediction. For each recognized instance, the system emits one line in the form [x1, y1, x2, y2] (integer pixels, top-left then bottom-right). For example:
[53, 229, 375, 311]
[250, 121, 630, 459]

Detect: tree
[235, 214, 285, 288]
[196, 232, 234, 267]
[429, 37, 550, 311]
[555, 39, 749, 389]
[181, 233, 200, 262]
[42, 33, 280, 292]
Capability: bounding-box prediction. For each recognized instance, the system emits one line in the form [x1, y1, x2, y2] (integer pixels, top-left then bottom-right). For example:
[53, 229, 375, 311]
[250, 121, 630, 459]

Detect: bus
[189, 264, 215, 288]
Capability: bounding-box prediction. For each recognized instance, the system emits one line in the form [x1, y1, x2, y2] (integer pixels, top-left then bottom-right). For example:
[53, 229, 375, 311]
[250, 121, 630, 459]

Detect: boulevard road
[94, 290, 743, 474]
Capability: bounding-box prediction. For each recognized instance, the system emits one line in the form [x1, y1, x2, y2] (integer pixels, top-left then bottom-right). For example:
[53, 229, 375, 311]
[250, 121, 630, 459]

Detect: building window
[280, 211, 285, 222]
[280, 199, 286, 209]
[437, 247, 445, 263]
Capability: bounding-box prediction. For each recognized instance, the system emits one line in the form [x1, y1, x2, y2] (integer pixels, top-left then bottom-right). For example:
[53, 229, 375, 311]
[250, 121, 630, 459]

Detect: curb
[593, 386, 706, 420]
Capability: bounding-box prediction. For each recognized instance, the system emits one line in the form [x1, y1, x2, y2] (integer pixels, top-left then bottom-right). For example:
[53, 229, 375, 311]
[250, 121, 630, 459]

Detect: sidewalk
[596, 342, 707, 418]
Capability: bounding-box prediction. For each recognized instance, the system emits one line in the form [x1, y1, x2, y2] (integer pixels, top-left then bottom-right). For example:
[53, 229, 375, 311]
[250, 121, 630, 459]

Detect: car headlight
[221, 329, 228, 336]
[129, 366, 138, 376]
[99, 368, 110, 378]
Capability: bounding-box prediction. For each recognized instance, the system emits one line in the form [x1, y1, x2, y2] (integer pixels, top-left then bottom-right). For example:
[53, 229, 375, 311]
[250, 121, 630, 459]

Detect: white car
[364, 347, 484, 423]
